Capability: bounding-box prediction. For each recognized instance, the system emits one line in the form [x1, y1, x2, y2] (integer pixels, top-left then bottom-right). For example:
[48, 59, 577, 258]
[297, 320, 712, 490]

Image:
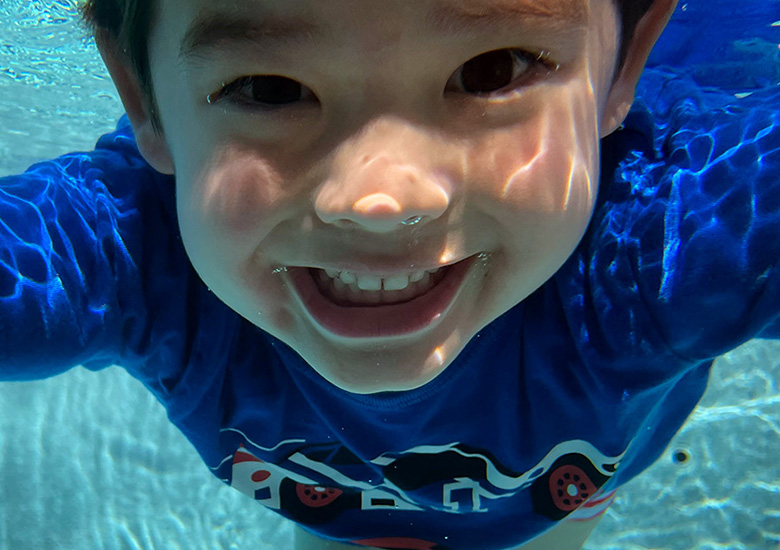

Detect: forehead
[166, 0, 588, 18]
[163, 0, 590, 62]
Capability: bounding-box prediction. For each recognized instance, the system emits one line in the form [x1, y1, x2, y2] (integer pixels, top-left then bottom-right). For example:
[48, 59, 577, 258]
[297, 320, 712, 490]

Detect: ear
[600, 0, 679, 137]
[96, 33, 175, 175]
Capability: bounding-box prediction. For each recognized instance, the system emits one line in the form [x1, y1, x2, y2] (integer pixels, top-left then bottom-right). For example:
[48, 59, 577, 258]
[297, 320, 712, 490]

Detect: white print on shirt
[217, 430, 627, 525]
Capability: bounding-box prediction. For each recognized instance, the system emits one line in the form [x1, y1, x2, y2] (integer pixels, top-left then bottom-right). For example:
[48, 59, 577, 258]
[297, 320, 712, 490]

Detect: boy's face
[137, 0, 630, 393]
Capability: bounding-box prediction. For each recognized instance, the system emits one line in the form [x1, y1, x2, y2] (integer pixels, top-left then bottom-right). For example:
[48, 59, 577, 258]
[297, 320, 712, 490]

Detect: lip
[287, 256, 476, 338]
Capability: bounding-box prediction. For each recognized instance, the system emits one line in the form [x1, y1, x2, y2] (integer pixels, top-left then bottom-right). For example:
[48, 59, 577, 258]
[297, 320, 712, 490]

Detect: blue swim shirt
[1, 67, 780, 549]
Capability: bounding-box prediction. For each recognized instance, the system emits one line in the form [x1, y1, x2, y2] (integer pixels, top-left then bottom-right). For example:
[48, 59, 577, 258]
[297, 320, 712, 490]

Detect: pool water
[0, 1, 779, 549]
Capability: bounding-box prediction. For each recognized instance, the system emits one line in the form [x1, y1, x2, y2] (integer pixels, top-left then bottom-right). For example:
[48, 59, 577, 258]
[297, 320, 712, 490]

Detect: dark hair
[80, 0, 657, 134]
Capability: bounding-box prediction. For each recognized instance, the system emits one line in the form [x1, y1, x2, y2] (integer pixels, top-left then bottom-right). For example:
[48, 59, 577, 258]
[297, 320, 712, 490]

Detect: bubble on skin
[402, 216, 424, 226]
[475, 252, 493, 278]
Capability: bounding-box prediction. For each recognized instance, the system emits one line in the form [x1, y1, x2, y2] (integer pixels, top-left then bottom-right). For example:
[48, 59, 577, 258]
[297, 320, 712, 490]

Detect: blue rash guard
[1, 67, 779, 550]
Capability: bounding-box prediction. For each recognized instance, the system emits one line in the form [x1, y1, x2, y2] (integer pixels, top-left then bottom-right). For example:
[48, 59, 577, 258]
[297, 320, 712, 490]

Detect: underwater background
[0, 1, 779, 548]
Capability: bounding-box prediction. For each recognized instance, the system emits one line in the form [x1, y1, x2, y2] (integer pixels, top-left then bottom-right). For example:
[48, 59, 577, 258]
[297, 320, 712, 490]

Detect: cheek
[468, 96, 600, 218]
[190, 148, 287, 237]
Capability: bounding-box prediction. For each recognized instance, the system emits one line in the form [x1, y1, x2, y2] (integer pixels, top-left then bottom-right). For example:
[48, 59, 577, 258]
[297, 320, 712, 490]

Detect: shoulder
[561, 70, 780, 359]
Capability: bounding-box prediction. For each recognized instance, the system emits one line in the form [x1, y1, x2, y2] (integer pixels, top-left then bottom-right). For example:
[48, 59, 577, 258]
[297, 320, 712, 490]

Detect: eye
[446, 49, 556, 95]
[208, 75, 316, 110]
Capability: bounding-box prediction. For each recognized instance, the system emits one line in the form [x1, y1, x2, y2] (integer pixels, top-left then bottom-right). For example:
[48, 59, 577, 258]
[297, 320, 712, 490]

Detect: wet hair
[80, 0, 657, 133]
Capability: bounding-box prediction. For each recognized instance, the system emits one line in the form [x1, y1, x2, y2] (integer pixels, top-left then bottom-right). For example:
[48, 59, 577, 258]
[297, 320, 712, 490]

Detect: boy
[1, 0, 778, 549]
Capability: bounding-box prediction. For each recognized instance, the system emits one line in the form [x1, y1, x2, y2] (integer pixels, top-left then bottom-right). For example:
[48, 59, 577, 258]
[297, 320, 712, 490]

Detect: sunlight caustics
[199, 146, 285, 235]
[352, 192, 404, 216]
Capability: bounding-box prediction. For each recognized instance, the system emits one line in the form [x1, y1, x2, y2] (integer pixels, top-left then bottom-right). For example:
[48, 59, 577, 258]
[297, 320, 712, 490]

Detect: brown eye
[213, 75, 316, 108]
[447, 49, 550, 95]
[246, 75, 304, 104]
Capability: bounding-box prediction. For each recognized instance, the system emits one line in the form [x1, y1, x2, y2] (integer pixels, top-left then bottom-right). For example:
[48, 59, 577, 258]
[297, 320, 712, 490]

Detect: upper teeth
[323, 268, 440, 291]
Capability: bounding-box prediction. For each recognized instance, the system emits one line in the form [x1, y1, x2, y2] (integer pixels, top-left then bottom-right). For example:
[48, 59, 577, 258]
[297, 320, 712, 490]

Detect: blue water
[0, 1, 778, 549]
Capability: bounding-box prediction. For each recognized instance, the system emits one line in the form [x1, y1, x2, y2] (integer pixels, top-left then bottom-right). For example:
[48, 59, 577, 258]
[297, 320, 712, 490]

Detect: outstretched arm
[575, 68, 780, 362]
[0, 118, 170, 380]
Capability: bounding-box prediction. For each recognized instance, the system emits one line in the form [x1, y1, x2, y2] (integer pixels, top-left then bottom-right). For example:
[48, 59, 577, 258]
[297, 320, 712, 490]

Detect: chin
[303, 339, 460, 395]
[326, 373, 436, 395]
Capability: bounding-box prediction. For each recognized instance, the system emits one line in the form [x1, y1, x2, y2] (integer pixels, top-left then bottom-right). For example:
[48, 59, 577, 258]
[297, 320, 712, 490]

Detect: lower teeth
[311, 269, 444, 306]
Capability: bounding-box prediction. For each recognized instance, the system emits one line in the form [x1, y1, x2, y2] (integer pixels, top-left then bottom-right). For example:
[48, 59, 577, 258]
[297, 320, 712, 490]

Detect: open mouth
[310, 265, 449, 306]
[287, 257, 476, 338]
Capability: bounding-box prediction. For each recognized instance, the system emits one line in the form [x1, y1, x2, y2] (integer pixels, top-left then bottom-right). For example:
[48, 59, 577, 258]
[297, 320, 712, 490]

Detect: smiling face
[103, 0, 667, 393]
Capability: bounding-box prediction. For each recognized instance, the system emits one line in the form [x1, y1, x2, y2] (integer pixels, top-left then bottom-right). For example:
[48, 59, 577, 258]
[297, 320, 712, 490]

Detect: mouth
[287, 256, 476, 338]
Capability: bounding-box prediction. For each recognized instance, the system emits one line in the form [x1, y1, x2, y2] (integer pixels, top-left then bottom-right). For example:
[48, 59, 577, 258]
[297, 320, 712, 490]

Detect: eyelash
[207, 48, 559, 111]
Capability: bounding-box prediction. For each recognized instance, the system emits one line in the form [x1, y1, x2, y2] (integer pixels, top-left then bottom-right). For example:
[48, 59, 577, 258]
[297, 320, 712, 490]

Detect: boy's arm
[644, 73, 780, 355]
[0, 117, 173, 380]
[567, 68, 780, 361]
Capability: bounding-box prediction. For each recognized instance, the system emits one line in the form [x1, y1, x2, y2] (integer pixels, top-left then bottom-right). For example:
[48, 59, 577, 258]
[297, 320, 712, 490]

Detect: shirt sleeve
[574, 68, 780, 362]
[0, 117, 179, 380]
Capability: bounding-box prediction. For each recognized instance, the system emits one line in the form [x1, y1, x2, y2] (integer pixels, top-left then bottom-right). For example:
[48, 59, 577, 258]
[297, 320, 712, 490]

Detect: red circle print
[295, 483, 344, 508]
[548, 465, 597, 511]
[251, 470, 271, 483]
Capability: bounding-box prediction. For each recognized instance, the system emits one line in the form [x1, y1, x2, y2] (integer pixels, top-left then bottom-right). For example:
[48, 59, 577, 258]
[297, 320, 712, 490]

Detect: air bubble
[402, 216, 423, 226]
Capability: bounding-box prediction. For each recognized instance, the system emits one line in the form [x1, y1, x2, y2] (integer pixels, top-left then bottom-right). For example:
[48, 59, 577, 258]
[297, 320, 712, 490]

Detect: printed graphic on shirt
[217, 430, 626, 538]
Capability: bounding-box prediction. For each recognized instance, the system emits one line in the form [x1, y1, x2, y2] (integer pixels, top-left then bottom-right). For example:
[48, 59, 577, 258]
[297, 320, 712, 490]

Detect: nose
[314, 125, 452, 233]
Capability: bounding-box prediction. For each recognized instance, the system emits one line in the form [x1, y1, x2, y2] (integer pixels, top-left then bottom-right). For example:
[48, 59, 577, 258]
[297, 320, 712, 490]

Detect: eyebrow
[179, 0, 587, 62]
[428, 0, 587, 34]
[179, 12, 319, 62]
